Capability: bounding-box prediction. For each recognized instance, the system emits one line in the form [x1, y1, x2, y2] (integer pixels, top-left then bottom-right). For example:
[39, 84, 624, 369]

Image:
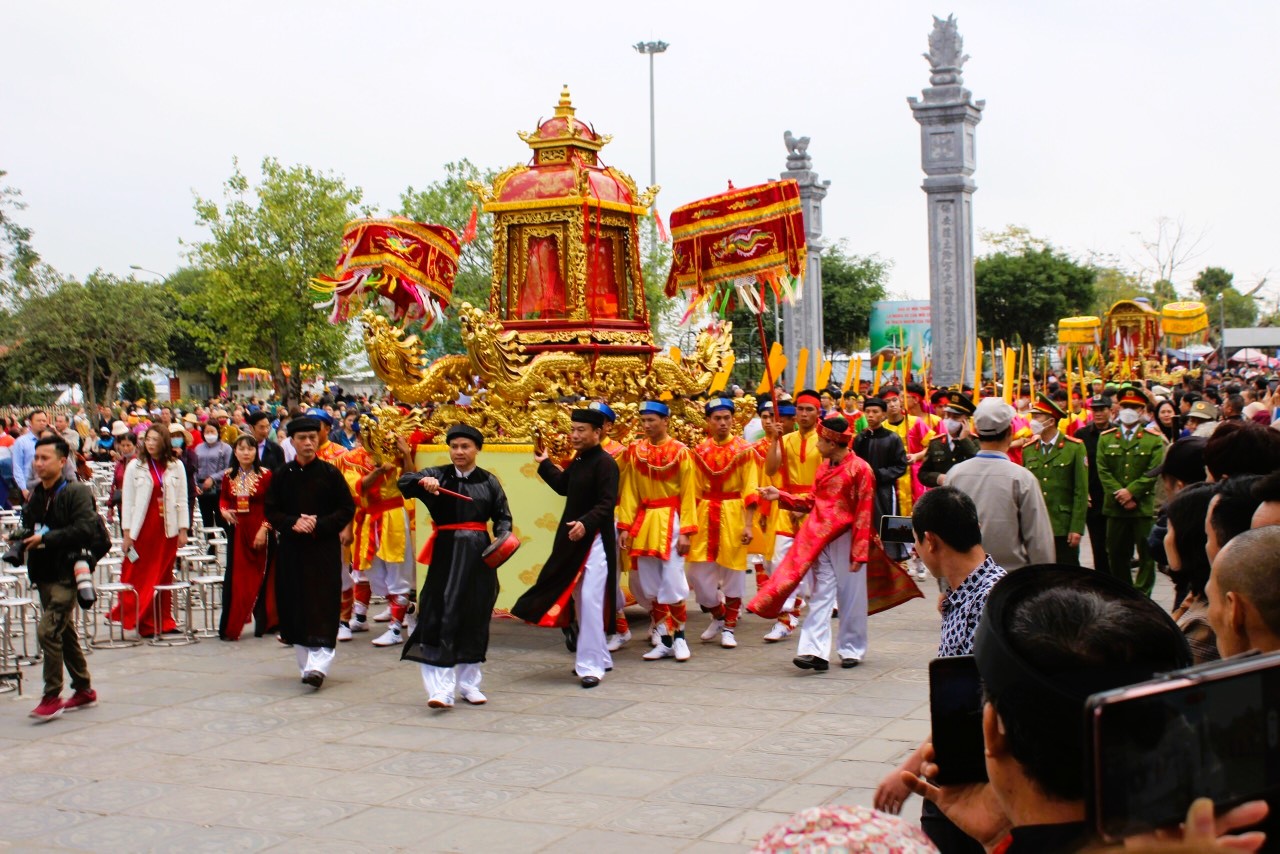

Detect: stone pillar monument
[908, 15, 983, 387]
[781, 132, 830, 390]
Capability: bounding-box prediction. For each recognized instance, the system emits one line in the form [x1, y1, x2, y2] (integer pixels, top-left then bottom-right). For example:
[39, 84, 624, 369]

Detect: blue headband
[589, 401, 617, 422]
[639, 401, 670, 417]
[704, 397, 735, 416]
[777, 404, 797, 416]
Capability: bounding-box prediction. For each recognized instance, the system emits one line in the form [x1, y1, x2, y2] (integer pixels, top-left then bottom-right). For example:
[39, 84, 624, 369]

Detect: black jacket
[21, 477, 100, 585]
[258, 440, 286, 472]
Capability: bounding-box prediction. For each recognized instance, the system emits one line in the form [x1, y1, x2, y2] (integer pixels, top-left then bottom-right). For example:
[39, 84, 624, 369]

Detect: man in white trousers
[512, 408, 621, 687]
[751, 414, 876, 671]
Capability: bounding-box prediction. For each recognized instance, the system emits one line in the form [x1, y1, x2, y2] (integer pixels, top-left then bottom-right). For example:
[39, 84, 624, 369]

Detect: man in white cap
[944, 398, 1055, 570]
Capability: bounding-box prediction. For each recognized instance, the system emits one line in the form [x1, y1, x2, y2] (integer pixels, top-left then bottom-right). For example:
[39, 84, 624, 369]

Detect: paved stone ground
[1, 532, 1168, 852]
[0, 576, 939, 853]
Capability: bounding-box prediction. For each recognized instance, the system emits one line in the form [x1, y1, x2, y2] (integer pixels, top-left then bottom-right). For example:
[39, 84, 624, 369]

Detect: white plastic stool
[148, 582, 196, 646]
[92, 583, 140, 648]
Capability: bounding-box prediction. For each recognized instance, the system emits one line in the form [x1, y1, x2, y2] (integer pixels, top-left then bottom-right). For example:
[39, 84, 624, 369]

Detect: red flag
[653, 207, 669, 243]
[460, 204, 478, 245]
[219, 353, 229, 398]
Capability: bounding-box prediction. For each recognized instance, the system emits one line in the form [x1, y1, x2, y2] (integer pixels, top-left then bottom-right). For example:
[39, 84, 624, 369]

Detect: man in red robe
[748, 415, 875, 671]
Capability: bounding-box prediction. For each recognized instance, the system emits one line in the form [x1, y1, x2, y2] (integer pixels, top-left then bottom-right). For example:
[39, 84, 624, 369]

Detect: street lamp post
[633, 40, 669, 189]
[129, 264, 166, 281]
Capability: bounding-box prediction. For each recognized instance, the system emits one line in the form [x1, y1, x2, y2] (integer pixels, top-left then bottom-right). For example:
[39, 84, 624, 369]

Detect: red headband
[795, 393, 821, 408]
[818, 424, 852, 446]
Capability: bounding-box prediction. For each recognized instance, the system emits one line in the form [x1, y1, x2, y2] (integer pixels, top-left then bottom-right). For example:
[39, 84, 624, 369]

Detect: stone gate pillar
[908, 14, 983, 387]
[781, 133, 830, 390]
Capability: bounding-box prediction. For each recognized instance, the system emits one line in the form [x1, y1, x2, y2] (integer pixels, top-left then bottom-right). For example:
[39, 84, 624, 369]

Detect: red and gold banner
[665, 180, 806, 306]
[312, 217, 460, 326]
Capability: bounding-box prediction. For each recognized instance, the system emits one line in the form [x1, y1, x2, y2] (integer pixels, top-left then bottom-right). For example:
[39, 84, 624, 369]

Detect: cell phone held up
[879, 515, 915, 545]
[1084, 650, 1280, 842]
[928, 656, 989, 785]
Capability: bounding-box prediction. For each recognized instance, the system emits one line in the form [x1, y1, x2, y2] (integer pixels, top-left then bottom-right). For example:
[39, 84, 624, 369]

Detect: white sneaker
[350, 618, 369, 633]
[721, 629, 737, 649]
[460, 688, 487, 705]
[372, 608, 391, 623]
[337, 624, 353, 642]
[700, 619, 725, 642]
[673, 637, 691, 661]
[606, 630, 632, 652]
[642, 643, 674, 660]
[371, 627, 403, 647]
[648, 624, 661, 647]
[763, 622, 793, 642]
[427, 695, 453, 709]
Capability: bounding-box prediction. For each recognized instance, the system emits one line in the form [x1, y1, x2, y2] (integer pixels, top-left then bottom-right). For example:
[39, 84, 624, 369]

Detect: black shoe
[841, 657, 861, 669]
[793, 655, 829, 672]
[580, 675, 600, 688]
[562, 623, 578, 653]
[302, 671, 325, 689]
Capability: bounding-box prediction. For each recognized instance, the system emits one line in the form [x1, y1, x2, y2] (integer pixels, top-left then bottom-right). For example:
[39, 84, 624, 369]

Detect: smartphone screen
[880, 515, 915, 545]
[1088, 655, 1280, 840]
[929, 656, 989, 785]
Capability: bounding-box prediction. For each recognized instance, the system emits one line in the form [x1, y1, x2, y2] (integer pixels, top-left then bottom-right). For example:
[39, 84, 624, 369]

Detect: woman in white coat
[109, 423, 189, 636]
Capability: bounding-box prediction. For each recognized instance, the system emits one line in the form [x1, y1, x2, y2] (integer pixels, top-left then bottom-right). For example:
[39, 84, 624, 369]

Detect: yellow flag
[872, 355, 884, 395]
[815, 357, 833, 392]
[756, 342, 787, 396]
[710, 353, 735, 394]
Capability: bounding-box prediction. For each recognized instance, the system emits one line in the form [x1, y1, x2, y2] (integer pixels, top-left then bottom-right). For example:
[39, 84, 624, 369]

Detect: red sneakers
[62, 689, 98, 712]
[29, 695, 64, 722]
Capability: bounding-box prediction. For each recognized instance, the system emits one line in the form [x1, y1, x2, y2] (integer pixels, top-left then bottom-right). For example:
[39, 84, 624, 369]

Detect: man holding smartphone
[875, 486, 1005, 852]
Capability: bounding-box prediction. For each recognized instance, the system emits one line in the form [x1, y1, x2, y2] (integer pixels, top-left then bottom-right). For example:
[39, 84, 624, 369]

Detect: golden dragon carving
[360, 304, 734, 407]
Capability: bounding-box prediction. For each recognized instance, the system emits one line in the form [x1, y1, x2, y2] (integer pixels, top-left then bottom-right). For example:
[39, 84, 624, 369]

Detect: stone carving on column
[781, 131, 830, 390]
[908, 14, 984, 387]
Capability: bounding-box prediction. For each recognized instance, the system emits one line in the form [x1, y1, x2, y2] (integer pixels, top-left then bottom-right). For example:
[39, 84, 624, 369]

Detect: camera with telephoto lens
[2, 528, 32, 567]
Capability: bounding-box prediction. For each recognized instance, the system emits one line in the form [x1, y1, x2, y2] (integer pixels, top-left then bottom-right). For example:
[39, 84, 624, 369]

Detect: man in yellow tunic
[762, 389, 822, 642]
[880, 388, 922, 516]
[617, 401, 699, 662]
[339, 423, 416, 647]
[688, 398, 758, 649]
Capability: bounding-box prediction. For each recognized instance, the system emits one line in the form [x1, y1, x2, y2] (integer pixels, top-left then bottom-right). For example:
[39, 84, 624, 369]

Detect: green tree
[7, 273, 171, 410]
[162, 266, 225, 374]
[975, 229, 1096, 348]
[190, 158, 364, 406]
[0, 170, 39, 296]
[821, 244, 891, 355]
[1193, 267, 1258, 329]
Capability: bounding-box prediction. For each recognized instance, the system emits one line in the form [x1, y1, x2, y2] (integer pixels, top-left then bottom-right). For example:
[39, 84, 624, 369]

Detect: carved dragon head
[360, 309, 426, 386]
[456, 302, 528, 384]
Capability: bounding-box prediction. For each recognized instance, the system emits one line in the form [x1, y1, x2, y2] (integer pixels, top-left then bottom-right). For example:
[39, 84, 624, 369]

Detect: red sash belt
[418, 521, 488, 565]
[630, 495, 681, 539]
[702, 492, 741, 562]
[362, 496, 406, 517]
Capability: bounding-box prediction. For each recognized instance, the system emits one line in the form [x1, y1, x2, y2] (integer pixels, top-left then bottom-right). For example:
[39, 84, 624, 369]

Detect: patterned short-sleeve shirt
[938, 555, 1007, 656]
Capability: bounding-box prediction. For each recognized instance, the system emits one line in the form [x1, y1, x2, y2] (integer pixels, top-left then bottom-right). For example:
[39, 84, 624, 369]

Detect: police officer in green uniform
[1022, 393, 1088, 565]
[917, 393, 979, 488]
[1096, 386, 1165, 594]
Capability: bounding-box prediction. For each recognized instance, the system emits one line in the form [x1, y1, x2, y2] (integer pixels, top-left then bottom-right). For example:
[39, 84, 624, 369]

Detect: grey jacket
[945, 450, 1055, 571]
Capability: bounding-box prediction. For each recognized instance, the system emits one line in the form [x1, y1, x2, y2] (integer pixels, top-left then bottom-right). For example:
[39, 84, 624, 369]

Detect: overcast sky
[3, 1, 1277, 304]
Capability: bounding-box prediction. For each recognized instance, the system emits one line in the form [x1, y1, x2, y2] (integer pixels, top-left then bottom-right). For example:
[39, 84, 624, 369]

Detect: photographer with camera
[19, 436, 101, 722]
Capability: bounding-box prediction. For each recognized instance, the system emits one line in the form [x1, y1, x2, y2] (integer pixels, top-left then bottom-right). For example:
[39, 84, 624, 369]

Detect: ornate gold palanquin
[468, 86, 660, 357]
